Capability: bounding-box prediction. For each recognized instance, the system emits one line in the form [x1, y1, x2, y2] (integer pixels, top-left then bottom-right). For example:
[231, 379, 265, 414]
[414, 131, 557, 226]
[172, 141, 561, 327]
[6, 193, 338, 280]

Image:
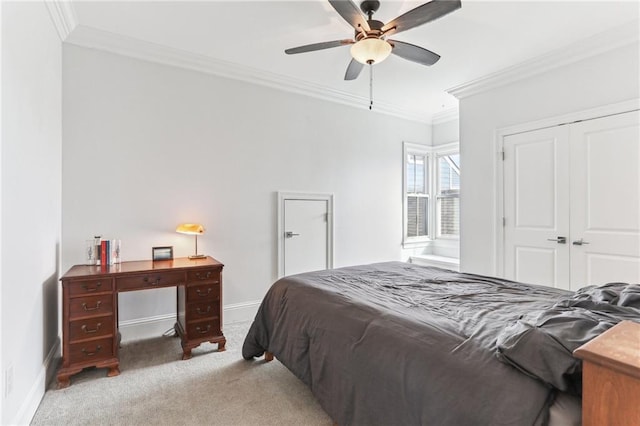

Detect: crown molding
[64, 25, 430, 123]
[431, 107, 459, 125]
[45, 1, 78, 41]
[448, 19, 640, 100]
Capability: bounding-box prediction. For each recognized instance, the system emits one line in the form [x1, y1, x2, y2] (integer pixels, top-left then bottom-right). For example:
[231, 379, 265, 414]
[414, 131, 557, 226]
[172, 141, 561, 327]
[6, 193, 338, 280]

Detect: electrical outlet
[4, 364, 13, 398]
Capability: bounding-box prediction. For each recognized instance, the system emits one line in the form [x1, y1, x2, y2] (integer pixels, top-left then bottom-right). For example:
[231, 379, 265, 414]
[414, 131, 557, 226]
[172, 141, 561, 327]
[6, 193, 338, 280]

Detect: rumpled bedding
[242, 262, 639, 425]
[243, 262, 572, 425]
[496, 283, 640, 394]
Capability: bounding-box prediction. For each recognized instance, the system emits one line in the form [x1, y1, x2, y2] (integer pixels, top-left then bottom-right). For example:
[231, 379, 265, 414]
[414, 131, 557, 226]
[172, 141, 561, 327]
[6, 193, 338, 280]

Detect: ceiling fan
[285, 0, 462, 81]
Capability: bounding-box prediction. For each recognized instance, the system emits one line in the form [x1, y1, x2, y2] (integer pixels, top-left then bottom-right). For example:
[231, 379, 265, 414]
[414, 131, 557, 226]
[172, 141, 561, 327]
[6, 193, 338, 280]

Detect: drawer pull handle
[81, 323, 102, 334]
[196, 306, 211, 315]
[82, 282, 102, 292]
[82, 301, 102, 311]
[81, 345, 102, 356]
[196, 288, 212, 297]
[196, 325, 211, 334]
[195, 271, 213, 280]
[143, 277, 161, 285]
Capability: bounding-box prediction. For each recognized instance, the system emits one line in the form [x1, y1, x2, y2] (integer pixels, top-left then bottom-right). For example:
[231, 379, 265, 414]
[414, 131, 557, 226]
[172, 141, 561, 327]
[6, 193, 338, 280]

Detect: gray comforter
[241, 262, 582, 425]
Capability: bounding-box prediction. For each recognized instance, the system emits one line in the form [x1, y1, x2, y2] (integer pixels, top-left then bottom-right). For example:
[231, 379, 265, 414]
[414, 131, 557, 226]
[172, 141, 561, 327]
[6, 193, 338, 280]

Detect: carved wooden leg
[107, 365, 121, 377]
[182, 347, 193, 360]
[57, 374, 71, 389]
[57, 366, 84, 389]
[265, 351, 274, 362]
[217, 338, 226, 352]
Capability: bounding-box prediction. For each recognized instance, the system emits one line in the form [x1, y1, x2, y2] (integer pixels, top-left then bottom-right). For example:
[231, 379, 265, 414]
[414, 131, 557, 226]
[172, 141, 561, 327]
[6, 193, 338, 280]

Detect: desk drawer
[186, 319, 221, 339]
[69, 337, 114, 364]
[187, 269, 220, 283]
[187, 300, 220, 320]
[69, 316, 114, 342]
[186, 283, 220, 302]
[68, 278, 113, 296]
[116, 271, 185, 291]
[69, 295, 114, 319]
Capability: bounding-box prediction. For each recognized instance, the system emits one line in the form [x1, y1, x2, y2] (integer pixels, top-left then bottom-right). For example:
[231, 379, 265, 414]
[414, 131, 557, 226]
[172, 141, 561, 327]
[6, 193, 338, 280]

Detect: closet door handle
[572, 239, 590, 246]
[547, 237, 566, 244]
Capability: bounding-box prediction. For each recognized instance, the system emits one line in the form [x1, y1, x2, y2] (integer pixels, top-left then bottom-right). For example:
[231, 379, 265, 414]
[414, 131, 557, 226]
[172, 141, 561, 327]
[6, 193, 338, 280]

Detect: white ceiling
[68, 0, 640, 121]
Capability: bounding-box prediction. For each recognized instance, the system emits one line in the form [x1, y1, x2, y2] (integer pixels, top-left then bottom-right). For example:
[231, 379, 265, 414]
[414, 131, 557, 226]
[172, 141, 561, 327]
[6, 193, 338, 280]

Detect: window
[406, 152, 429, 239]
[403, 142, 460, 246]
[437, 153, 460, 237]
[403, 143, 430, 244]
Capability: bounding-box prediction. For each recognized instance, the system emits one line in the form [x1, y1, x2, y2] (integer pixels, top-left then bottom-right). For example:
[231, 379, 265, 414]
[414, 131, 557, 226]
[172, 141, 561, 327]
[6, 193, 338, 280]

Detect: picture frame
[152, 246, 173, 261]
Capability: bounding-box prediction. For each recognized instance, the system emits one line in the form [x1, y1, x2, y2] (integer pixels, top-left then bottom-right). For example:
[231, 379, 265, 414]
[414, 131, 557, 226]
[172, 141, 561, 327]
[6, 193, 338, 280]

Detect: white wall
[62, 45, 429, 334]
[1, 2, 62, 424]
[432, 118, 459, 146]
[458, 42, 639, 276]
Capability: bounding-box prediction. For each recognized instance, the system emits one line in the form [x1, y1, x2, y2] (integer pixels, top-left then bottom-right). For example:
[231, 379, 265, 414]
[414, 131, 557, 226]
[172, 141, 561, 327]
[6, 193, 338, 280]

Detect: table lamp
[176, 223, 206, 259]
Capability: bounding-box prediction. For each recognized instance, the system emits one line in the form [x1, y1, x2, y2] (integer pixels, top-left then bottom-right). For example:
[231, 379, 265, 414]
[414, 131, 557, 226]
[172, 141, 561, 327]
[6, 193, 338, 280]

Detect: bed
[242, 261, 640, 425]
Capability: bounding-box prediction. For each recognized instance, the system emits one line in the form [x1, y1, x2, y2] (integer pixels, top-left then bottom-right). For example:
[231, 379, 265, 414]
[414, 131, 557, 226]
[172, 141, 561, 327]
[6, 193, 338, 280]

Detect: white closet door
[503, 126, 571, 289]
[569, 111, 640, 290]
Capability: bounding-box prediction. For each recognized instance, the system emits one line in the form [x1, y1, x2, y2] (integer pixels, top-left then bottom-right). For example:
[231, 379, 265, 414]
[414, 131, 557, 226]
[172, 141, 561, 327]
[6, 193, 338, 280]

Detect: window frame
[435, 145, 460, 240]
[403, 142, 460, 248]
[403, 142, 432, 247]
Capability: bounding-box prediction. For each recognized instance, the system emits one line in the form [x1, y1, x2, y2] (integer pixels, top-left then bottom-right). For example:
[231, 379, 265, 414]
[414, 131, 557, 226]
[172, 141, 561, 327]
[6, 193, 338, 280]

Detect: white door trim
[494, 98, 640, 277]
[277, 191, 334, 278]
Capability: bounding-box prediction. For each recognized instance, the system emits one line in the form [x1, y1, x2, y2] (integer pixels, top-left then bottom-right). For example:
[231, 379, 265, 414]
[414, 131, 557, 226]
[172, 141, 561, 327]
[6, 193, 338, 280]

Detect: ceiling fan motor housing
[355, 19, 385, 40]
[360, 0, 381, 16]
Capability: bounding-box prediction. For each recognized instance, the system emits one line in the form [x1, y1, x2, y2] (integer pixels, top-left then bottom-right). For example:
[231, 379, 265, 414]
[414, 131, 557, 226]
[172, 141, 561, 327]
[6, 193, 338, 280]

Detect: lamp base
[188, 254, 207, 260]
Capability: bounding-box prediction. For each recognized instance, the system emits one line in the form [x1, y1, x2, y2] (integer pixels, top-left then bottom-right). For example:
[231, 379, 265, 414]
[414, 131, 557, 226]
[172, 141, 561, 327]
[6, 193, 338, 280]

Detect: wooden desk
[57, 256, 225, 388]
[574, 320, 640, 426]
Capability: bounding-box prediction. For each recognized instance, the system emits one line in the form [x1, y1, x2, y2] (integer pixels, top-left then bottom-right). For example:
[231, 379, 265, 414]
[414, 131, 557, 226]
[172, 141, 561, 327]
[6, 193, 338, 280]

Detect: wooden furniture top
[61, 256, 223, 280]
[574, 320, 640, 379]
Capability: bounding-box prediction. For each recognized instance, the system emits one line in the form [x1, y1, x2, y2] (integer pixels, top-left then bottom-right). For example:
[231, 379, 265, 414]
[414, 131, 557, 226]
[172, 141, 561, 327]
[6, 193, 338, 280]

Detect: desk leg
[217, 338, 226, 352]
[182, 348, 193, 360]
[57, 372, 75, 389]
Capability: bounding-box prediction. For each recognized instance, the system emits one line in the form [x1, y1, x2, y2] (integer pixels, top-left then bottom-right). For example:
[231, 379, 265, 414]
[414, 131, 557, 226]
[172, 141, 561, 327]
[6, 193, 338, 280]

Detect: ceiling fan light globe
[350, 38, 392, 65]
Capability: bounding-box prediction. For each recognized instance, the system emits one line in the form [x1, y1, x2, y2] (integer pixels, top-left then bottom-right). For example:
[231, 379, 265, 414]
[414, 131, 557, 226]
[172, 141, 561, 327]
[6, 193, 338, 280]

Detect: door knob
[547, 236, 567, 244]
[285, 231, 300, 238]
[572, 239, 590, 246]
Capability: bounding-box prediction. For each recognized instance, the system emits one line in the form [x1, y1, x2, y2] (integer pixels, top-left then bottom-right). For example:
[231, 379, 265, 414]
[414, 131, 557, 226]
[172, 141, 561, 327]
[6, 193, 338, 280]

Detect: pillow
[562, 282, 640, 311]
[619, 284, 640, 308]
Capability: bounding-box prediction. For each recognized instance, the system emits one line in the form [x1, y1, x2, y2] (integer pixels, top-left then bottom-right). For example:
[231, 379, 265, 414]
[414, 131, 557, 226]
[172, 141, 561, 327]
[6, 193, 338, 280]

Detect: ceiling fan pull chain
[369, 62, 373, 110]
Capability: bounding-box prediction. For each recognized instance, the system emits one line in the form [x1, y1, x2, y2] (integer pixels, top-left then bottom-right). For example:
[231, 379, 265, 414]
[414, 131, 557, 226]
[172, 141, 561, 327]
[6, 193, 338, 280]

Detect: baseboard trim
[223, 300, 261, 324]
[20, 301, 262, 424]
[118, 301, 262, 342]
[13, 337, 60, 426]
[119, 313, 177, 343]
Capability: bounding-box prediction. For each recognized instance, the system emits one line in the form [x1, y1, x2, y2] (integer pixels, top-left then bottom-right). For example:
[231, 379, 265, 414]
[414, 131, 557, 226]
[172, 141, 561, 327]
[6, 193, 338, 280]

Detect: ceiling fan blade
[388, 40, 440, 66]
[382, 0, 461, 37]
[328, 0, 371, 32]
[285, 39, 354, 55]
[344, 58, 364, 80]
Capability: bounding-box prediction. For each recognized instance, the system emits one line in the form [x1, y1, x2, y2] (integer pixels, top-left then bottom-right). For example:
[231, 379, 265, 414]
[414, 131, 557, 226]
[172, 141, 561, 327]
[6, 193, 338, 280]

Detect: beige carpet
[32, 322, 333, 425]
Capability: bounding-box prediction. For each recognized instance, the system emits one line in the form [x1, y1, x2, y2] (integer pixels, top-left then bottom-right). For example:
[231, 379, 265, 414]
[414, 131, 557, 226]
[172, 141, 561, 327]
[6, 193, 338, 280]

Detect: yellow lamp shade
[175, 223, 205, 235]
[176, 223, 206, 259]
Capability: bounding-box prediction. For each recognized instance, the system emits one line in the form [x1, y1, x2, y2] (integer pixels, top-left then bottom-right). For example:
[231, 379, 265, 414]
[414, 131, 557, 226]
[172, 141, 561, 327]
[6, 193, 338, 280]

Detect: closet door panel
[570, 110, 640, 290]
[503, 126, 571, 289]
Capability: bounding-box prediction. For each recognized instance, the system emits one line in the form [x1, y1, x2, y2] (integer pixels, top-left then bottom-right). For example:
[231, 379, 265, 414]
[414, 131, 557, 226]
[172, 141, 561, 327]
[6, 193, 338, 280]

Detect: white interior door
[278, 193, 333, 277]
[569, 111, 640, 289]
[503, 126, 571, 289]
